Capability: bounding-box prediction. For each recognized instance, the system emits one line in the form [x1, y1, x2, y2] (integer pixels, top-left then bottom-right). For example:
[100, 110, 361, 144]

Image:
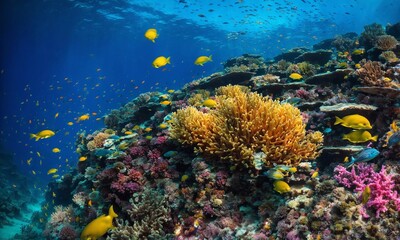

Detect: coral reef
[170, 85, 323, 169]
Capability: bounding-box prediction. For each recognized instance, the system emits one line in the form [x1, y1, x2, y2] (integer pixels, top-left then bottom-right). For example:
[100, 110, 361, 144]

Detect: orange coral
[170, 85, 323, 169]
[87, 132, 110, 151]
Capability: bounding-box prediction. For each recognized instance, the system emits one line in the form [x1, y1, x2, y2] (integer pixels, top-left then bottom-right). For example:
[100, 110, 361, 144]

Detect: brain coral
[170, 85, 323, 169]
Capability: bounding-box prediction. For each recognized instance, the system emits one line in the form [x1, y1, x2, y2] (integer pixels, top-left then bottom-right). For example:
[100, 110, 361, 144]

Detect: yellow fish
[194, 55, 212, 66]
[32, 170, 36, 175]
[289, 73, 303, 80]
[160, 100, 171, 106]
[52, 148, 61, 153]
[352, 49, 365, 55]
[311, 170, 319, 178]
[159, 123, 168, 129]
[202, 99, 217, 108]
[80, 205, 118, 240]
[144, 127, 152, 132]
[152, 56, 170, 68]
[361, 185, 371, 204]
[54, 113, 59, 118]
[67, 122, 74, 126]
[167, 89, 175, 93]
[77, 114, 90, 122]
[30, 130, 56, 141]
[52, 174, 59, 178]
[273, 180, 291, 194]
[342, 130, 378, 143]
[334, 114, 372, 130]
[124, 131, 133, 135]
[79, 156, 87, 162]
[27, 158, 32, 165]
[47, 168, 58, 175]
[52, 192, 56, 197]
[144, 28, 158, 43]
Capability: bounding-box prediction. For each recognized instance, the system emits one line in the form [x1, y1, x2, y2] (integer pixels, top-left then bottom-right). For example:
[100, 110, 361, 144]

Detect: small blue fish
[163, 151, 178, 158]
[388, 131, 400, 147]
[345, 148, 379, 168]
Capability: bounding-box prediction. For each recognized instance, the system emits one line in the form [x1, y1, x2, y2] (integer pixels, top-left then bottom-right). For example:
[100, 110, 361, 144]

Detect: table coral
[170, 85, 323, 169]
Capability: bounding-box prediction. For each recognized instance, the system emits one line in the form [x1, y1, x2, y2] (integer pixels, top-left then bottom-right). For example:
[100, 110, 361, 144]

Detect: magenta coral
[334, 163, 400, 217]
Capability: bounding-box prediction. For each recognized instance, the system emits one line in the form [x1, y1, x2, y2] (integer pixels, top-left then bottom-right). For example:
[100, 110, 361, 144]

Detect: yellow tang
[160, 100, 171, 106]
[79, 156, 87, 162]
[273, 180, 291, 194]
[194, 55, 212, 66]
[47, 168, 58, 175]
[152, 56, 170, 68]
[30, 130, 56, 141]
[202, 99, 217, 108]
[52, 148, 61, 153]
[144, 28, 158, 43]
[342, 130, 378, 143]
[67, 122, 74, 126]
[289, 73, 303, 80]
[159, 123, 168, 129]
[361, 185, 371, 204]
[80, 205, 118, 240]
[334, 114, 372, 130]
[77, 114, 90, 122]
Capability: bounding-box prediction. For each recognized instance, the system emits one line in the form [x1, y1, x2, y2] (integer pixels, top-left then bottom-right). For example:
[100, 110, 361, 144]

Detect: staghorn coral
[375, 35, 398, 51]
[355, 61, 398, 88]
[170, 85, 323, 169]
[108, 188, 173, 239]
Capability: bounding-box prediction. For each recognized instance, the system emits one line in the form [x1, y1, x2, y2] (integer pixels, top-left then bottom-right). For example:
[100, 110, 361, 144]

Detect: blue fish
[388, 131, 400, 147]
[345, 148, 379, 168]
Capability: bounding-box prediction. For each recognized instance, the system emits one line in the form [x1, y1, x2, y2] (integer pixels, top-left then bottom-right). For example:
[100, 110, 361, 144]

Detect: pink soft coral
[334, 163, 400, 217]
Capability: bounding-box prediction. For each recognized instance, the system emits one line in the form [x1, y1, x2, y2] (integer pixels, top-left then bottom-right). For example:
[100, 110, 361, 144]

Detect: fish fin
[371, 135, 378, 141]
[344, 157, 355, 168]
[108, 205, 118, 218]
[152, 39, 155, 43]
[334, 116, 342, 125]
[166, 57, 170, 64]
[30, 133, 36, 139]
[209, 55, 212, 61]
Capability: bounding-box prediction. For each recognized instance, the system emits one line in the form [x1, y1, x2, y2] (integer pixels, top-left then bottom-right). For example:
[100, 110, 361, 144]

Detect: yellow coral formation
[170, 85, 323, 169]
[87, 132, 110, 151]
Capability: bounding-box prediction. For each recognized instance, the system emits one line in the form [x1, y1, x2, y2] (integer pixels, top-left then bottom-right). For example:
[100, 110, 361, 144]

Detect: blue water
[0, 0, 399, 188]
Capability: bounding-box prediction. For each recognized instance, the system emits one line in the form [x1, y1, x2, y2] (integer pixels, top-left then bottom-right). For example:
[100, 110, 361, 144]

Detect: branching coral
[359, 23, 385, 50]
[355, 61, 399, 88]
[170, 85, 323, 169]
[108, 189, 173, 239]
[87, 132, 110, 151]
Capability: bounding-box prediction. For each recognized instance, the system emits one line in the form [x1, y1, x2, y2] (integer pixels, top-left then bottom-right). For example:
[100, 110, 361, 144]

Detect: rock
[188, 71, 254, 90]
[253, 82, 315, 94]
[320, 103, 378, 117]
[274, 48, 308, 62]
[305, 69, 353, 85]
[354, 86, 400, 98]
[295, 50, 333, 64]
[386, 22, 400, 40]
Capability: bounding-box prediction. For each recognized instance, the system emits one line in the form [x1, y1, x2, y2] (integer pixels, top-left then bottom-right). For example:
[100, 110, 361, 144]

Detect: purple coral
[334, 163, 400, 217]
[58, 225, 77, 240]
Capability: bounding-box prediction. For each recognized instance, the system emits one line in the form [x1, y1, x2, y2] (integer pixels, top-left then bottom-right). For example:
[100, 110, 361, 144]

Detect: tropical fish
[352, 49, 365, 55]
[27, 158, 32, 165]
[79, 156, 87, 162]
[361, 185, 371, 204]
[152, 56, 170, 68]
[160, 100, 171, 106]
[334, 114, 372, 130]
[345, 148, 379, 168]
[311, 170, 319, 178]
[273, 180, 291, 194]
[159, 123, 168, 129]
[52, 148, 61, 153]
[388, 131, 400, 147]
[77, 114, 90, 122]
[194, 55, 212, 66]
[342, 130, 378, 143]
[289, 73, 303, 80]
[144, 28, 158, 43]
[67, 122, 74, 126]
[264, 169, 285, 180]
[30, 130, 56, 141]
[80, 205, 118, 240]
[202, 99, 217, 108]
[47, 168, 58, 174]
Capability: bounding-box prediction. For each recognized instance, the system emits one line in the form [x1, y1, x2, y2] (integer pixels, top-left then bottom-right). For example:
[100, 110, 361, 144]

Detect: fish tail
[108, 205, 118, 218]
[334, 116, 342, 125]
[371, 135, 378, 141]
[166, 57, 170, 64]
[30, 133, 36, 139]
[345, 157, 355, 168]
[209, 55, 213, 61]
